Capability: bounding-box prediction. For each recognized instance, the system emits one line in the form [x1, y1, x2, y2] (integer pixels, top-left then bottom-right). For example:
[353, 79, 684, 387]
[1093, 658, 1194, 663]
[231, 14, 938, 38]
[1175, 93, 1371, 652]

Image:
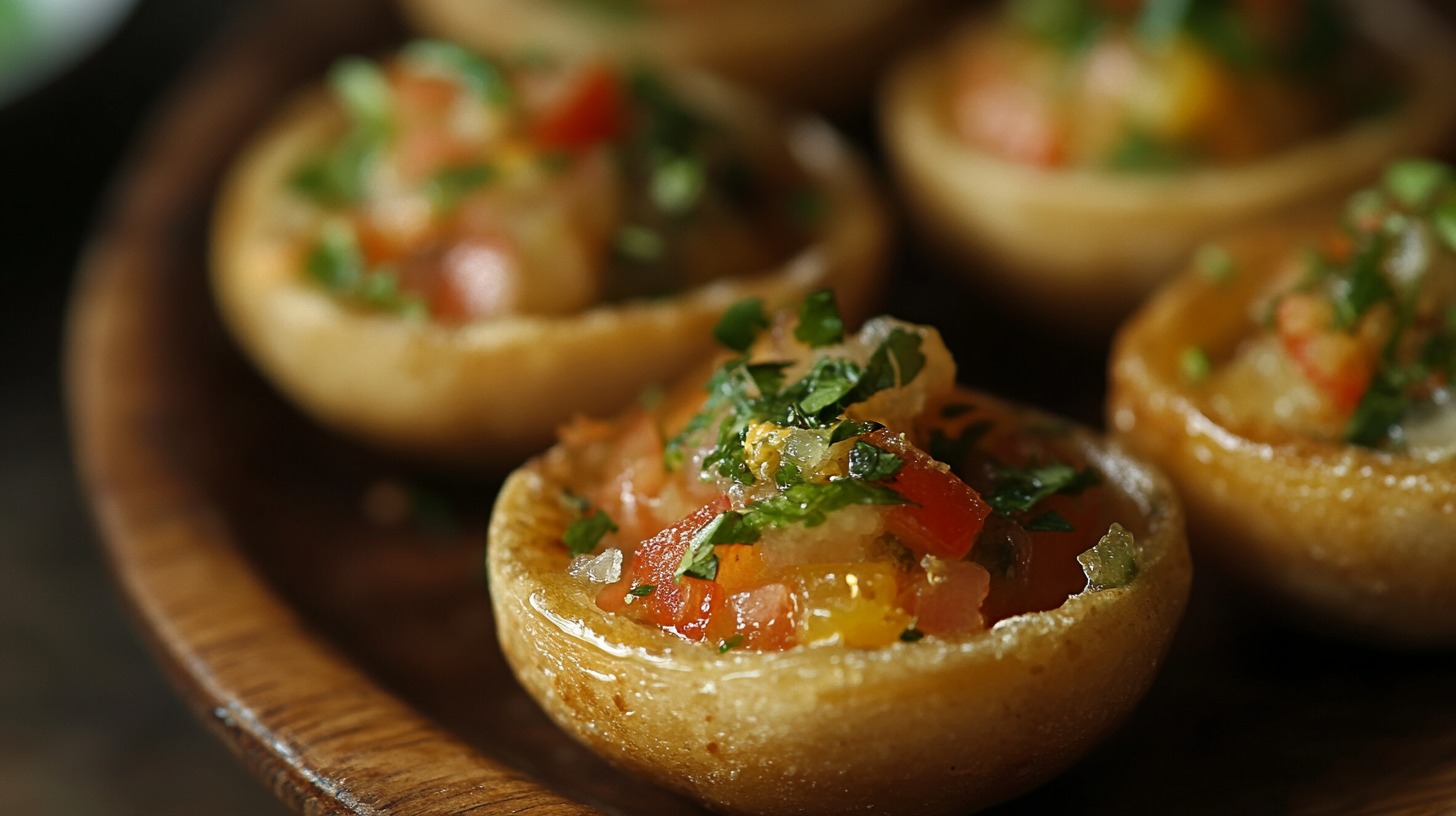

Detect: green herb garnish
[1180, 346, 1211, 382]
[629, 584, 656, 597]
[615, 225, 666, 262]
[794, 290, 845, 348]
[929, 420, 991, 468]
[718, 634, 744, 653]
[899, 627, 925, 643]
[425, 163, 499, 210]
[1195, 244, 1237, 283]
[848, 440, 903, 482]
[402, 39, 512, 106]
[1025, 510, 1075, 532]
[985, 462, 1098, 517]
[713, 298, 769, 353]
[564, 509, 619, 557]
[1384, 159, 1454, 210]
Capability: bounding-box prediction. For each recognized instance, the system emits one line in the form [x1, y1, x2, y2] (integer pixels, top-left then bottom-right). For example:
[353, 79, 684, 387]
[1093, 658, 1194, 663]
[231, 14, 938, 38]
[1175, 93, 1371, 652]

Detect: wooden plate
[67, 0, 1456, 814]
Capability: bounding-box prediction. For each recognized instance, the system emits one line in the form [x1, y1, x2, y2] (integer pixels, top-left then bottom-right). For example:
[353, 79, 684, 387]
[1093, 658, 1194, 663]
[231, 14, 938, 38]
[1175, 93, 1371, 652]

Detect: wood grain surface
[66, 0, 1456, 814]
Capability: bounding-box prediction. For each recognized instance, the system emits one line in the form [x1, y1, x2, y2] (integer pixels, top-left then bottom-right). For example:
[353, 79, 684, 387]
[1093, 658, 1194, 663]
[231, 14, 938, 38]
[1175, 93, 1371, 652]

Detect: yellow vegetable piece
[795, 562, 911, 648]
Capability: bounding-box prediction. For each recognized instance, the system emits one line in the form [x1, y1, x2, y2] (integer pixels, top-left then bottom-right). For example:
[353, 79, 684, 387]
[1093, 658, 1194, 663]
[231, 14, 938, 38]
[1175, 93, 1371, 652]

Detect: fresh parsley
[563, 509, 619, 557]
[402, 39, 512, 106]
[425, 163, 499, 211]
[847, 440, 903, 481]
[714, 299, 769, 353]
[794, 290, 845, 348]
[985, 462, 1098, 517]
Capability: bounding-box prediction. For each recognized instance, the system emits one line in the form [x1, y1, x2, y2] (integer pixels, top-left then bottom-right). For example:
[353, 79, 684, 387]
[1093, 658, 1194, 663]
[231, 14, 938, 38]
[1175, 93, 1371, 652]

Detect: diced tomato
[395, 236, 520, 322]
[706, 583, 797, 651]
[596, 496, 730, 641]
[904, 559, 990, 636]
[1276, 293, 1374, 414]
[390, 68, 459, 121]
[531, 64, 625, 152]
[865, 430, 990, 561]
[952, 53, 1067, 168]
[974, 490, 1112, 623]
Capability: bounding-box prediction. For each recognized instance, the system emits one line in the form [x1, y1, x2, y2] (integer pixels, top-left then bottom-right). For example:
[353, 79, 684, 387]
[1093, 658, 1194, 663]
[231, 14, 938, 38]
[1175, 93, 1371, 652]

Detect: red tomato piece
[906, 560, 990, 636]
[596, 496, 730, 641]
[532, 64, 625, 152]
[1276, 294, 1374, 414]
[709, 583, 797, 651]
[866, 430, 991, 561]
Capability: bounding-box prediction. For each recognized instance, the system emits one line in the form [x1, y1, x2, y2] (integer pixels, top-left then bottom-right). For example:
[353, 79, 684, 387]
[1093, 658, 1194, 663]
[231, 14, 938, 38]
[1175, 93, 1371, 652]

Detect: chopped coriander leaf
[848, 440, 903, 481]
[795, 290, 845, 348]
[774, 459, 804, 489]
[985, 461, 1098, 516]
[929, 420, 991, 468]
[852, 328, 926, 401]
[718, 634, 744, 653]
[615, 225, 666, 262]
[704, 426, 756, 485]
[329, 57, 393, 133]
[1025, 510, 1074, 532]
[1331, 234, 1391, 330]
[425, 163, 499, 210]
[401, 40, 513, 106]
[677, 513, 736, 580]
[359, 269, 401, 306]
[651, 156, 706, 215]
[745, 362, 789, 398]
[289, 131, 381, 206]
[899, 627, 925, 643]
[1384, 159, 1453, 210]
[1195, 244, 1236, 283]
[828, 420, 882, 445]
[714, 298, 769, 352]
[1344, 367, 1409, 447]
[796, 357, 863, 415]
[629, 584, 656, 597]
[747, 480, 910, 529]
[1079, 524, 1138, 590]
[691, 481, 911, 561]
[564, 509, 619, 557]
[307, 222, 365, 293]
[1180, 346, 1211, 382]
[699, 510, 761, 547]
[421, 43, 506, 94]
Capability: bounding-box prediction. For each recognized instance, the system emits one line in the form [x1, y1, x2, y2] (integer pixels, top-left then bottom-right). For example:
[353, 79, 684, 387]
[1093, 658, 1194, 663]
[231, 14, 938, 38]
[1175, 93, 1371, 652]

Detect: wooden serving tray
[67, 0, 1456, 813]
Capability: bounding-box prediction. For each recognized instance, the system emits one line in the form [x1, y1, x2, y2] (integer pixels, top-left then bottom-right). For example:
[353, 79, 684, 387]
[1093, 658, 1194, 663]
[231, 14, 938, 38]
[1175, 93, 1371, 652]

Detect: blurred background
[0, 0, 286, 812]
